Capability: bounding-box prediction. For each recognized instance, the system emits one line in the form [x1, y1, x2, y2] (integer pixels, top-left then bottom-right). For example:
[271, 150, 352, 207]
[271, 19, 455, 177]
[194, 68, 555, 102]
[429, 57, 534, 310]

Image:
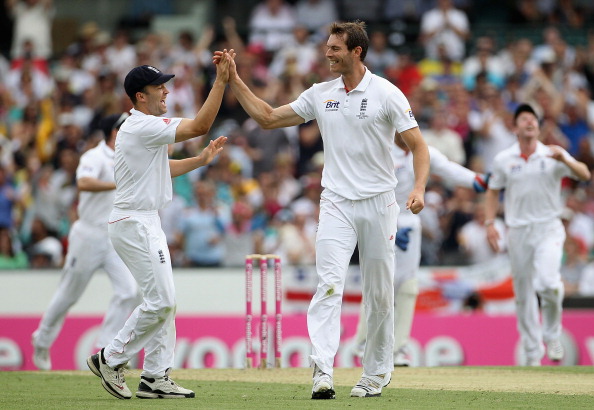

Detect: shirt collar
[337, 67, 373, 92]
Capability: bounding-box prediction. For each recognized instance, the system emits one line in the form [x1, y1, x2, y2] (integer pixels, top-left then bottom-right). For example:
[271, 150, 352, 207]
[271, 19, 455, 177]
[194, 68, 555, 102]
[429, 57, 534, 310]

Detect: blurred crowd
[1, 0, 594, 296]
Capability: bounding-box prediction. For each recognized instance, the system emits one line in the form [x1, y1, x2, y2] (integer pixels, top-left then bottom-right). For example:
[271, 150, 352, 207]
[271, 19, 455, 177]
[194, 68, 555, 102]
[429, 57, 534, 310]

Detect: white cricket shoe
[32, 346, 51, 371]
[547, 340, 564, 362]
[311, 364, 335, 399]
[136, 368, 195, 399]
[394, 348, 411, 367]
[350, 372, 392, 397]
[86, 348, 132, 399]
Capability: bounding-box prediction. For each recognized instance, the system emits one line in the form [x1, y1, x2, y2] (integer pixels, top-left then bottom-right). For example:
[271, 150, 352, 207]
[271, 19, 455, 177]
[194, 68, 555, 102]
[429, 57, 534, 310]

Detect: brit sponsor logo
[405, 108, 415, 119]
[323, 99, 340, 111]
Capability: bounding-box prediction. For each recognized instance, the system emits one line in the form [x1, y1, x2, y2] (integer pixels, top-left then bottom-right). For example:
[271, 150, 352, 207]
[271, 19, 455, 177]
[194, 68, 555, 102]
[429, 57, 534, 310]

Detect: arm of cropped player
[169, 136, 227, 178]
[223, 50, 304, 129]
[77, 177, 116, 192]
[400, 127, 430, 214]
[484, 188, 502, 253]
[174, 51, 234, 143]
[428, 146, 490, 192]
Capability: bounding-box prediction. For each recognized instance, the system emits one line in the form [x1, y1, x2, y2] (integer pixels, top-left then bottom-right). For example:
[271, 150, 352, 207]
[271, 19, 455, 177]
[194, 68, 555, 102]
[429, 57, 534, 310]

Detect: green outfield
[2, 367, 593, 409]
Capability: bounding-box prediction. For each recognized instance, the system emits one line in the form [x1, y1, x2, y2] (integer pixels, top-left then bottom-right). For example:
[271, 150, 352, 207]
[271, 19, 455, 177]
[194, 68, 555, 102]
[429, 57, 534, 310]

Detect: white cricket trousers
[308, 189, 398, 377]
[354, 213, 421, 353]
[33, 220, 139, 349]
[105, 209, 176, 378]
[507, 219, 565, 362]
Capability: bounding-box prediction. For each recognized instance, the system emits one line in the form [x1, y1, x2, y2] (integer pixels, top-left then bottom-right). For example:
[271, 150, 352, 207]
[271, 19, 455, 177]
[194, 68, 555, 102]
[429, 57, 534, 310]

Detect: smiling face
[138, 83, 169, 116]
[326, 33, 358, 75]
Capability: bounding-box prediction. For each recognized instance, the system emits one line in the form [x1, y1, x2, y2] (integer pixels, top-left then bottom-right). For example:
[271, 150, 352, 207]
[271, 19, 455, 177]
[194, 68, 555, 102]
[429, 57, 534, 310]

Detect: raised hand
[200, 136, 228, 165]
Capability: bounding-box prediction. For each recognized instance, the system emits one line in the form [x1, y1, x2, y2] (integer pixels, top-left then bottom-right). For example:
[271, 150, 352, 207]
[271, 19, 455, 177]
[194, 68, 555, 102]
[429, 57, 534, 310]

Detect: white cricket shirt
[76, 140, 116, 226]
[113, 108, 181, 211]
[489, 141, 578, 227]
[290, 68, 418, 200]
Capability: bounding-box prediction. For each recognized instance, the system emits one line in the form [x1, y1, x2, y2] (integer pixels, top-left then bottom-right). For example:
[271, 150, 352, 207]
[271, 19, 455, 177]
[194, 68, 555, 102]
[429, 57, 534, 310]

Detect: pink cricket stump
[273, 256, 282, 368]
[259, 256, 268, 369]
[244, 255, 254, 368]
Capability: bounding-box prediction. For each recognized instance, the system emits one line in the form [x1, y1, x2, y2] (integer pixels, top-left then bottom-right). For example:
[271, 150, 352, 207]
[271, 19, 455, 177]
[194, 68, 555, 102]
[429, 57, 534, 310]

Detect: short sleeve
[290, 87, 316, 123]
[384, 88, 418, 133]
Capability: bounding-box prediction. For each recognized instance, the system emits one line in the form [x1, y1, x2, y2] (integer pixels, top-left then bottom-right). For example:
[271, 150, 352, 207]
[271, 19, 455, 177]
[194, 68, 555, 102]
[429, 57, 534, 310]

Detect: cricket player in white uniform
[354, 132, 492, 366]
[32, 113, 140, 371]
[223, 21, 430, 399]
[86, 54, 231, 399]
[485, 103, 591, 366]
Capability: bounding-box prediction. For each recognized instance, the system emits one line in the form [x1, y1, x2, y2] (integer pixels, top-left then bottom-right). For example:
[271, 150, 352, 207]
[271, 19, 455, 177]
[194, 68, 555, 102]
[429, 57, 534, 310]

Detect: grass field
[2, 367, 593, 409]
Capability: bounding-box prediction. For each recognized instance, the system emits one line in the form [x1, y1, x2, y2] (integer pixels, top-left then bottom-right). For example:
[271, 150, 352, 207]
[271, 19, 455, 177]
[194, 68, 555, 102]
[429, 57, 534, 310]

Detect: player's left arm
[169, 135, 227, 178]
[548, 145, 591, 181]
[400, 126, 430, 214]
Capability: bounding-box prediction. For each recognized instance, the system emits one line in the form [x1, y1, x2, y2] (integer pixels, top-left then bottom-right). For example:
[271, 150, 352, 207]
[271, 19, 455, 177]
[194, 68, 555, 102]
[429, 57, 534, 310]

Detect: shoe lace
[115, 366, 127, 384]
[356, 375, 383, 390]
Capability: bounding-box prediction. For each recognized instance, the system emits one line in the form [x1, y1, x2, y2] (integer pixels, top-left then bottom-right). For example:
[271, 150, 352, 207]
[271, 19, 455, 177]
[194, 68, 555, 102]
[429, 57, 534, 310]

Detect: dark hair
[513, 103, 538, 123]
[329, 20, 369, 62]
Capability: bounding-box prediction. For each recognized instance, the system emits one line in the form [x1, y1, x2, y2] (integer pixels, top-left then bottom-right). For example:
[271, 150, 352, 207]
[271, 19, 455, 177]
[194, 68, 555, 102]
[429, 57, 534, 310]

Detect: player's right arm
[175, 51, 234, 142]
[484, 188, 501, 252]
[223, 51, 304, 129]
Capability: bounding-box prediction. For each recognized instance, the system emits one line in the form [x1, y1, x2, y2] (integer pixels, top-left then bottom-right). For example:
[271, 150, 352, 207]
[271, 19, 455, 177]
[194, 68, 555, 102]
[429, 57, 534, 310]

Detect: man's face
[141, 83, 169, 116]
[514, 112, 539, 139]
[325, 34, 356, 74]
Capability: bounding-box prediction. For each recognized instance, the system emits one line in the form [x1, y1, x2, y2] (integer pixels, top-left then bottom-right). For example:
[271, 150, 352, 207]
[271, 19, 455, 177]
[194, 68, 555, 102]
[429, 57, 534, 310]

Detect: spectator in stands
[7, 0, 54, 61]
[458, 200, 506, 265]
[223, 199, 263, 267]
[177, 179, 226, 267]
[248, 0, 296, 57]
[462, 36, 506, 90]
[365, 30, 399, 79]
[278, 202, 316, 266]
[419, 0, 470, 62]
[26, 217, 62, 268]
[244, 118, 291, 178]
[422, 107, 466, 165]
[105, 29, 137, 83]
[0, 226, 28, 268]
[268, 25, 318, 80]
[294, 0, 338, 39]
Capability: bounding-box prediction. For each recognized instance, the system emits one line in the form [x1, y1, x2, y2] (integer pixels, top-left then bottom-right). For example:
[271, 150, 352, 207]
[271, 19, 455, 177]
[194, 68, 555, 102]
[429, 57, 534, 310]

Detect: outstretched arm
[175, 50, 234, 142]
[400, 126, 430, 214]
[219, 50, 304, 129]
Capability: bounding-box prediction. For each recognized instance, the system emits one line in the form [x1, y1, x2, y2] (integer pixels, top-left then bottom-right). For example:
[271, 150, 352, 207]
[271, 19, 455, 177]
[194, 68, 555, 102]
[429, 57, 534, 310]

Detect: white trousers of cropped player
[33, 220, 139, 350]
[105, 209, 176, 378]
[308, 189, 398, 377]
[355, 213, 420, 354]
[507, 219, 565, 362]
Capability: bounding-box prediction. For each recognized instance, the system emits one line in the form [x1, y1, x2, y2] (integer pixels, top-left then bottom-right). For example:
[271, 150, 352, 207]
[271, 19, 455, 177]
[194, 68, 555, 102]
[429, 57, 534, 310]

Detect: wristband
[484, 219, 495, 226]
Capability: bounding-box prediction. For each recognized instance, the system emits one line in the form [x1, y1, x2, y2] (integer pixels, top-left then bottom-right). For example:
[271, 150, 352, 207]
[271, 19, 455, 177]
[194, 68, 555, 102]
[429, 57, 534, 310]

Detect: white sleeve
[290, 86, 316, 122]
[76, 151, 101, 180]
[429, 146, 475, 188]
[385, 87, 418, 133]
[488, 153, 507, 190]
[138, 116, 181, 148]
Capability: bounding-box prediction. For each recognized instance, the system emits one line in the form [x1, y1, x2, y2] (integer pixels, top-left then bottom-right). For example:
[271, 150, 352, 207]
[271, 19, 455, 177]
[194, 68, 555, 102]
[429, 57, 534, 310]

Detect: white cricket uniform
[489, 141, 578, 362]
[32, 141, 140, 351]
[290, 68, 418, 376]
[105, 108, 182, 378]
